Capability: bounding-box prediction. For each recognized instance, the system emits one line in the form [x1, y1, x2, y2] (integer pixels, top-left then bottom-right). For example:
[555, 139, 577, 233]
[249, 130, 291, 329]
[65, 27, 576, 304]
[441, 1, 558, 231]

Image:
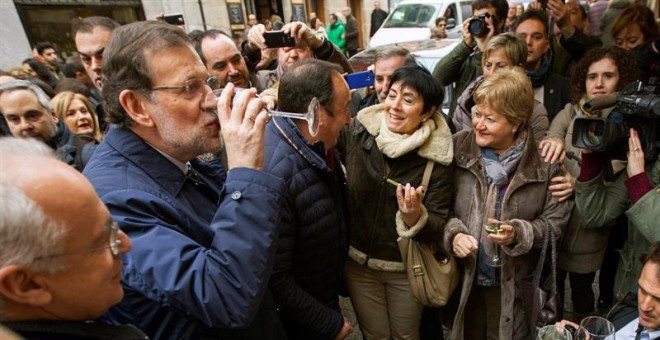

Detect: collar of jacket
[453, 128, 550, 185]
[456, 76, 484, 115]
[271, 116, 332, 172]
[354, 103, 453, 165]
[103, 127, 224, 196]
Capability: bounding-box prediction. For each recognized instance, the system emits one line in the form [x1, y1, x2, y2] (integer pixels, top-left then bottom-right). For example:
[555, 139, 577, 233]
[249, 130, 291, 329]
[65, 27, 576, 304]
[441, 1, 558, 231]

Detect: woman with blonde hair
[446, 68, 571, 339]
[51, 91, 103, 141]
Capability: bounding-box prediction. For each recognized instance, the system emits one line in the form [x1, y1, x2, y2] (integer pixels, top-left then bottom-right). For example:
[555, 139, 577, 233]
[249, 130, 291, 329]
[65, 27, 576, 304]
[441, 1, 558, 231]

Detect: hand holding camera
[467, 12, 497, 51]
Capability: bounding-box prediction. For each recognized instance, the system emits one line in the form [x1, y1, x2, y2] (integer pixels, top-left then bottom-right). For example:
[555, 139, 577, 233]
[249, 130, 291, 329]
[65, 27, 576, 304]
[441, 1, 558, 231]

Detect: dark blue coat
[83, 127, 287, 340]
[263, 117, 348, 340]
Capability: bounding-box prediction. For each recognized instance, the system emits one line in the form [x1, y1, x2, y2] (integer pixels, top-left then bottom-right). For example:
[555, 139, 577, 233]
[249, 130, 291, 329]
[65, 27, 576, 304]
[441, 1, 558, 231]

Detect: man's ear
[119, 89, 154, 128]
[50, 109, 58, 124]
[0, 265, 53, 307]
[74, 71, 87, 82]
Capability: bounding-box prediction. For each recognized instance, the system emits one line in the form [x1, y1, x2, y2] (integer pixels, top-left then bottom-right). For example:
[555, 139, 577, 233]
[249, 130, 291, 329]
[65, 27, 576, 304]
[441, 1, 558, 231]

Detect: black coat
[264, 117, 348, 340]
[370, 9, 388, 37]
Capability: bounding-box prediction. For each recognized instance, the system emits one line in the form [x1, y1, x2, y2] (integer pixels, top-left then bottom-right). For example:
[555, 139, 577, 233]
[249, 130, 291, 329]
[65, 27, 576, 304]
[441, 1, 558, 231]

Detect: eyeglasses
[437, 23, 446, 27]
[149, 76, 220, 97]
[35, 222, 123, 260]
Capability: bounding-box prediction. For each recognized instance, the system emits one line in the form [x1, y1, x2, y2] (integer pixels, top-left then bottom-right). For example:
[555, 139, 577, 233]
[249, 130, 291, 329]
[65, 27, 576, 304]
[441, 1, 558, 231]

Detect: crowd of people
[0, 0, 658, 339]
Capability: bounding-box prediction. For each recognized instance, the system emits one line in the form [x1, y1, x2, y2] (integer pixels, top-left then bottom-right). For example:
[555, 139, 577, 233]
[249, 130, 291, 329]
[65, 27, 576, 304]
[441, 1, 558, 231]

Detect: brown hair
[570, 47, 641, 103]
[102, 21, 192, 128]
[611, 5, 659, 47]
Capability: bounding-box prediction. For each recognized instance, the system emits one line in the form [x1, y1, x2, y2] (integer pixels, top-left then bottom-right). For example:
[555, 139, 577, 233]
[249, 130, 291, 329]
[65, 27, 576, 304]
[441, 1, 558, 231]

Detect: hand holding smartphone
[344, 71, 375, 90]
[263, 31, 296, 48]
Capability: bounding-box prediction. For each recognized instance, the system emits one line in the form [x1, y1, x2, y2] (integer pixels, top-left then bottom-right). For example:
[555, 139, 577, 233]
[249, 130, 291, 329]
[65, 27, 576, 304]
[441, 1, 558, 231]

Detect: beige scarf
[375, 115, 435, 159]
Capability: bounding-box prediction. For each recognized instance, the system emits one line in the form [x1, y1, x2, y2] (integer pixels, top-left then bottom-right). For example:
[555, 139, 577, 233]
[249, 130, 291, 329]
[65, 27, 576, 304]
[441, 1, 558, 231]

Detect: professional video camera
[572, 80, 660, 160]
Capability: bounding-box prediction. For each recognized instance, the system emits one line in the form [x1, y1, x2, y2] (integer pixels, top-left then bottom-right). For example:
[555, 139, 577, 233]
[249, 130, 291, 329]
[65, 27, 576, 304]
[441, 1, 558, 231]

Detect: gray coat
[443, 129, 572, 340]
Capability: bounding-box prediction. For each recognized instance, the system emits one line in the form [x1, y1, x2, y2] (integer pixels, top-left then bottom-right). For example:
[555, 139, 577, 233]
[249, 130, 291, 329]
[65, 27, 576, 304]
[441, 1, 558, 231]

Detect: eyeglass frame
[34, 221, 123, 261]
[148, 75, 220, 97]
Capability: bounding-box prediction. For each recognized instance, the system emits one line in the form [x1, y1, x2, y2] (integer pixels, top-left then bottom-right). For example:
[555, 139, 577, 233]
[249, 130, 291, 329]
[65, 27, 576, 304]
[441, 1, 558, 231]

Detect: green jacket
[432, 41, 482, 122]
[575, 157, 660, 300]
[327, 21, 346, 54]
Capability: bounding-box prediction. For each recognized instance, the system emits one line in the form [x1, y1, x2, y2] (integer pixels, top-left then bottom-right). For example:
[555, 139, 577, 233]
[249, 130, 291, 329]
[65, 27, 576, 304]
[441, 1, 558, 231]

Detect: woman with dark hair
[539, 46, 641, 321]
[339, 64, 454, 339]
[447, 68, 571, 340]
[611, 5, 659, 51]
[309, 16, 327, 38]
[22, 58, 58, 89]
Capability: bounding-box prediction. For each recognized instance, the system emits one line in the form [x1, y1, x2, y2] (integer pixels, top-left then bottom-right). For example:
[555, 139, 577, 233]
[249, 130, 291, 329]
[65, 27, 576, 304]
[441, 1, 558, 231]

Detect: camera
[468, 13, 494, 37]
[572, 80, 660, 160]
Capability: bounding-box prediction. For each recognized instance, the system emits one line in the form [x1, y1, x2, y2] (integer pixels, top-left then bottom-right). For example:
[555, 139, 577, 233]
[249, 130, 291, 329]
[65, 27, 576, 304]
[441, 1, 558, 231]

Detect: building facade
[1, 0, 388, 72]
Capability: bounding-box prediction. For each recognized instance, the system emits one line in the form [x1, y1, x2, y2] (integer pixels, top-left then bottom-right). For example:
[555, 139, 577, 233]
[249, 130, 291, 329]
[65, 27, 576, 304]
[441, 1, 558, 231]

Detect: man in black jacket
[370, 1, 388, 37]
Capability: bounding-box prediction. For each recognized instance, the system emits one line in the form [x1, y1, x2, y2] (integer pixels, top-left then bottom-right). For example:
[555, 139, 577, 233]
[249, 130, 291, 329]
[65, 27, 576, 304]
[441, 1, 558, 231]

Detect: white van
[368, 0, 474, 49]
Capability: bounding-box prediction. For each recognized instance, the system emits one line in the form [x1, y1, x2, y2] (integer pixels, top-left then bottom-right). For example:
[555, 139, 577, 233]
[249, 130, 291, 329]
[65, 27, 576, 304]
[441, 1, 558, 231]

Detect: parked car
[368, 0, 474, 49]
[350, 38, 461, 113]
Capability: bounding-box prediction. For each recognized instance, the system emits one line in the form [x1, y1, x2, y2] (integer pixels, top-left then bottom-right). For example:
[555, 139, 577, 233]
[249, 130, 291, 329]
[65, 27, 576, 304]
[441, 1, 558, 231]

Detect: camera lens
[468, 17, 488, 37]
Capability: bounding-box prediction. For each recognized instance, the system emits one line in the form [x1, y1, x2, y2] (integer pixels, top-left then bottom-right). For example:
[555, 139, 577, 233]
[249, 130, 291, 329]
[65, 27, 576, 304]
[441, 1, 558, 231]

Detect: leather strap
[420, 160, 434, 201]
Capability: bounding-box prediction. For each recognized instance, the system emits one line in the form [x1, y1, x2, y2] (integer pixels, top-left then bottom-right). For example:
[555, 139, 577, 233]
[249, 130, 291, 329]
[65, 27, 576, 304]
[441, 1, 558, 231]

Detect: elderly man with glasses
[82, 21, 287, 339]
[0, 137, 143, 339]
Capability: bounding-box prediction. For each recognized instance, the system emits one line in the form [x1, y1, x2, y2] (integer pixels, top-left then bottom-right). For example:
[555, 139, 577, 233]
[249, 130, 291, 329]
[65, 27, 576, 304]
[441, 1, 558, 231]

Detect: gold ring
[634, 148, 640, 151]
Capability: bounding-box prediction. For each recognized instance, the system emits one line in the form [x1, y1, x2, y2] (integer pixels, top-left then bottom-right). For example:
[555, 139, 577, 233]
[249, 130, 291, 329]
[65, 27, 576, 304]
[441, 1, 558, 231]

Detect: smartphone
[163, 13, 185, 25]
[263, 31, 296, 48]
[344, 70, 375, 90]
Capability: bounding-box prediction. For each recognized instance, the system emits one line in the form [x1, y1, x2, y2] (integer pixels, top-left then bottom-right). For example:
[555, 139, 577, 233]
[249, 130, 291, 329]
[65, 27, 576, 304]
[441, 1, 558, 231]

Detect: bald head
[199, 32, 250, 88]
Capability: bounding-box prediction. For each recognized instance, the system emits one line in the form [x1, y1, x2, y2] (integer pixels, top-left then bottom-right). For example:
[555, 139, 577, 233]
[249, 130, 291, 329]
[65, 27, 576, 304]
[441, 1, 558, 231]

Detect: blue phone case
[345, 71, 375, 89]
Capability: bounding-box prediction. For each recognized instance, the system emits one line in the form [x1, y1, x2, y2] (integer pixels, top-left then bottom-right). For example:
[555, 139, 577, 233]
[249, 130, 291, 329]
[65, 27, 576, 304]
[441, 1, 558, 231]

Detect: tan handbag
[397, 161, 460, 307]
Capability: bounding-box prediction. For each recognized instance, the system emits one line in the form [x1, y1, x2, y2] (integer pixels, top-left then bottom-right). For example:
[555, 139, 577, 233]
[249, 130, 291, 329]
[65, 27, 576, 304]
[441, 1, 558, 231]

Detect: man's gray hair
[373, 46, 416, 65]
[0, 80, 53, 112]
[0, 138, 65, 274]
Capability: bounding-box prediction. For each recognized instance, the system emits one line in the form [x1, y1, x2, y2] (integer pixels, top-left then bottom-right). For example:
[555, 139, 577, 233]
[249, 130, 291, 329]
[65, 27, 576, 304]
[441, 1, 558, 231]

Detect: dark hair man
[35, 42, 64, 80]
[74, 16, 120, 91]
[514, 10, 570, 120]
[192, 30, 254, 90]
[0, 138, 144, 339]
[432, 0, 509, 121]
[74, 16, 120, 132]
[83, 21, 287, 339]
[264, 58, 353, 340]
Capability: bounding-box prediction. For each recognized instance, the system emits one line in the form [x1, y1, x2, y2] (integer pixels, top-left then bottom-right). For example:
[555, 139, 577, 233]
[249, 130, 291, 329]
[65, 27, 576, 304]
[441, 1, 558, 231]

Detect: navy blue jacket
[83, 127, 287, 339]
[263, 117, 348, 340]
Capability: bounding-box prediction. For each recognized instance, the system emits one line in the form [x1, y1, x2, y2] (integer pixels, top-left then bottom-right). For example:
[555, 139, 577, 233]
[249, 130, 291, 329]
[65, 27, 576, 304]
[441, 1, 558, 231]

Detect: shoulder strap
[420, 160, 434, 201]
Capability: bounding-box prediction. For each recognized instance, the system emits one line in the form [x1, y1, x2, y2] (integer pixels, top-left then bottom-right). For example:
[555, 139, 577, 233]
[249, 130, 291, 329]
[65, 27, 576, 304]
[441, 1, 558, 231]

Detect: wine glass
[205, 89, 321, 137]
[484, 220, 502, 267]
[537, 325, 573, 340]
[575, 316, 616, 340]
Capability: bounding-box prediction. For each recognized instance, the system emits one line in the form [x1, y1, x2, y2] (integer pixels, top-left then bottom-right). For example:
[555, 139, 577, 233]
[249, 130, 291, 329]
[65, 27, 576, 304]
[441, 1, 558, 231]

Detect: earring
[512, 128, 517, 134]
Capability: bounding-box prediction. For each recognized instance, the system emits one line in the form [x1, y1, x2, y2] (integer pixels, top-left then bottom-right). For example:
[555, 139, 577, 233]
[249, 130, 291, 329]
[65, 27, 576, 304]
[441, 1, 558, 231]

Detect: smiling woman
[446, 68, 571, 339]
[337, 64, 454, 339]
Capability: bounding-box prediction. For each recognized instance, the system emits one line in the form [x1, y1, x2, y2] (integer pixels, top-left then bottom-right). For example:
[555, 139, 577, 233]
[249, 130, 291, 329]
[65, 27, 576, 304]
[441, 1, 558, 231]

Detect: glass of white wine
[484, 220, 502, 267]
